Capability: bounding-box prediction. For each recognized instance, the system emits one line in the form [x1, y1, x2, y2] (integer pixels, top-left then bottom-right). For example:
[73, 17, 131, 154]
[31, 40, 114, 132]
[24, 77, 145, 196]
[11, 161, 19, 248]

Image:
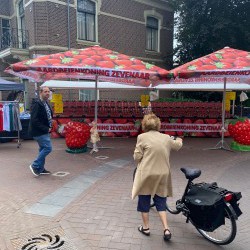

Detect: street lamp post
[67, 0, 71, 99]
[67, 0, 71, 49]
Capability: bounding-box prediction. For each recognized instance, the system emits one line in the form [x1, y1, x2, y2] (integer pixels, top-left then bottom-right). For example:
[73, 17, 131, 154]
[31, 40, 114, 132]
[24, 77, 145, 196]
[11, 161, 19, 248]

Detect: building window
[1, 19, 11, 48]
[18, 0, 24, 16]
[146, 17, 159, 51]
[79, 89, 96, 101]
[2, 19, 10, 35]
[17, 0, 27, 48]
[77, 0, 96, 41]
[18, 0, 25, 30]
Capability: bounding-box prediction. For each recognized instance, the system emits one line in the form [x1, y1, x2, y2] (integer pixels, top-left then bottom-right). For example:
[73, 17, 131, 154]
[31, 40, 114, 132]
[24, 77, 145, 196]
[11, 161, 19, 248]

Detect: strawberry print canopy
[5, 45, 172, 87]
[171, 47, 250, 82]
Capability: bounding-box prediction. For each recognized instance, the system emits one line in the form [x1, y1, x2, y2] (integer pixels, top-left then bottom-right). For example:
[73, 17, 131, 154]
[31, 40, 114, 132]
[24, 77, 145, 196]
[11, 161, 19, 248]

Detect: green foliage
[182, 91, 223, 102]
[169, 0, 250, 65]
[243, 98, 250, 107]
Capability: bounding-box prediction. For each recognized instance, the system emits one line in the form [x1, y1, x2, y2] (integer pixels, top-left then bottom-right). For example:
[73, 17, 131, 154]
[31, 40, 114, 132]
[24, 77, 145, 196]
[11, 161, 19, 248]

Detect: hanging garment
[3, 104, 10, 131]
[13, 104, 22, 131]
[9, 103, 14, 131]
[0, 104, 3, 132]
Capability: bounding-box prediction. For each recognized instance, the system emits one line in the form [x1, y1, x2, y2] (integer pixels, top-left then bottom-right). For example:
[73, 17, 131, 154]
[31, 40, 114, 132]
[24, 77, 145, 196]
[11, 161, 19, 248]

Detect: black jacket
[29, 98, 53, 137]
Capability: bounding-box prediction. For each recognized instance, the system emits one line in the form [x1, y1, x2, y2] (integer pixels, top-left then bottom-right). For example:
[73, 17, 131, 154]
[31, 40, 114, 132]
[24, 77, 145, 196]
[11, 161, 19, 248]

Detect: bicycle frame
[165, 167, 242, 245]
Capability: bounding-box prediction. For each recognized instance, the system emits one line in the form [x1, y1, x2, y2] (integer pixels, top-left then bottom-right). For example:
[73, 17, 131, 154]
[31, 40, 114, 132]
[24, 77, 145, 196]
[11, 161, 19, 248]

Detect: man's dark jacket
[29, 98, 53, 137]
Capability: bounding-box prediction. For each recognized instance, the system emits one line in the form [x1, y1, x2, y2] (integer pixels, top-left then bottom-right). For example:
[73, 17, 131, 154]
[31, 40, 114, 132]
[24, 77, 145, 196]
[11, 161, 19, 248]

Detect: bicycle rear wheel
[151, 198, 181, 214]
[194, 205, 237, 245]
[166, 198, 182, 214]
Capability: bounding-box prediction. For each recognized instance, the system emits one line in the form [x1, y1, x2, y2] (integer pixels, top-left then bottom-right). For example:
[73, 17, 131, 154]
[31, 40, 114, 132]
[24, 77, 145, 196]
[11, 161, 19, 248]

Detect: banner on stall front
[160, 123, 222, 132]
[95, 123, 222, 133]
[97, 123, 138, 132]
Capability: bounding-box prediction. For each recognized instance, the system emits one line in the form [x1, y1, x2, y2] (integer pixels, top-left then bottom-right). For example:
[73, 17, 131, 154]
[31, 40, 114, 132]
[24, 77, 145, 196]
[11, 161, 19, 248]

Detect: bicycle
[151, 167, 242, 245]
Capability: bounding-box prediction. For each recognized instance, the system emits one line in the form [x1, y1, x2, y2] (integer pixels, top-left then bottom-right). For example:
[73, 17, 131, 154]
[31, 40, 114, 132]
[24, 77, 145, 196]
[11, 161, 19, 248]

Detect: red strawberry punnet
[51, 131, 61, 138]
[51, 120, 58, 133]
[115, 119, 127, 124]
[192, 119, 206, 137]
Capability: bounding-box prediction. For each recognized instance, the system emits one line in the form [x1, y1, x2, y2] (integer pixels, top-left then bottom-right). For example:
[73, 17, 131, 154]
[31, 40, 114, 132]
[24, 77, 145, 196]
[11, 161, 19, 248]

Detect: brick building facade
[0, 0, 174, 106]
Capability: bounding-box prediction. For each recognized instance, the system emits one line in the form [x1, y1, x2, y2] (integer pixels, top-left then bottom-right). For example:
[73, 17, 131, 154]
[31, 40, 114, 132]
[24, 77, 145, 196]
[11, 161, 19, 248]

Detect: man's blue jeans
[32, 133, 52, 173]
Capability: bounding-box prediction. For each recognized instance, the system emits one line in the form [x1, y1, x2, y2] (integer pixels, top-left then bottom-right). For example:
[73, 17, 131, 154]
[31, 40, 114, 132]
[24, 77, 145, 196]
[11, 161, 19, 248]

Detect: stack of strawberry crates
[55, 101, 231, 119]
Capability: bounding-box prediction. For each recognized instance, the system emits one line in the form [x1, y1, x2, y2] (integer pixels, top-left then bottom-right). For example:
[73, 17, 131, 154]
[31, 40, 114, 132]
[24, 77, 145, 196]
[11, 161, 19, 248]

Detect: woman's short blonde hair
[141, 113, 161, 132]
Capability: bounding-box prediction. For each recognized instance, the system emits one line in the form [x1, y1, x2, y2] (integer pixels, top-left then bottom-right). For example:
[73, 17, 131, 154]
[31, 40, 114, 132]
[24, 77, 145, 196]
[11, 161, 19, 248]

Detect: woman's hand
[170, 136, 183, 142]
[176, 137, 183, 142]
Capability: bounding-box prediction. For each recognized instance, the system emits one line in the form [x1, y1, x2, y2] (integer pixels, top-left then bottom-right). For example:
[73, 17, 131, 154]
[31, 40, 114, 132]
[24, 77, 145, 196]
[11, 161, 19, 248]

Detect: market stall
[0, 78, 25, 146]
[171, 47, 250, 151]
[0, 78, 25, 91]
[41, 80, 249, 139]
[5, 46, 172, 151]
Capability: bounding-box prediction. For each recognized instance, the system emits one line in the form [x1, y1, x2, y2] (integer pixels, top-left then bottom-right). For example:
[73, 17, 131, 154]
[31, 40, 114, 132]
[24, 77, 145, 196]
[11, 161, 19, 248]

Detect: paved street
[0, 137, 249, 250]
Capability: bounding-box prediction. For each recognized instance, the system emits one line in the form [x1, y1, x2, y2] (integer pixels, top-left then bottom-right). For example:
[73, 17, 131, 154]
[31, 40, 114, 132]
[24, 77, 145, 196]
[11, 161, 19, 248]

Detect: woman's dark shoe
[163, 229, 172, 241]
[138, 225, 150, 236]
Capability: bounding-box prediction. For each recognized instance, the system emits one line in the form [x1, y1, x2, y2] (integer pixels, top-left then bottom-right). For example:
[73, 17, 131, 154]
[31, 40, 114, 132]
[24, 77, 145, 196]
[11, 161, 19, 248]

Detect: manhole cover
[95, 155, 109, 160]
[52, 172, 70, 177]
[11, 227, 77, 250]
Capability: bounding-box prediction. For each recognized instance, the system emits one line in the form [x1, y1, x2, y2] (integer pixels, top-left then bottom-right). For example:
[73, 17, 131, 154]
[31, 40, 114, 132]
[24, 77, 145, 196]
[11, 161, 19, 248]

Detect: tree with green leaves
[169, 0, 250, 66]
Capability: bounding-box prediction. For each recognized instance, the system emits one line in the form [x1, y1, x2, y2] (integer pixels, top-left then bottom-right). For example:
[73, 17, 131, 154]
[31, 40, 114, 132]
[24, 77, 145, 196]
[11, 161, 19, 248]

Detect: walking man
[29, 86, 53, 176]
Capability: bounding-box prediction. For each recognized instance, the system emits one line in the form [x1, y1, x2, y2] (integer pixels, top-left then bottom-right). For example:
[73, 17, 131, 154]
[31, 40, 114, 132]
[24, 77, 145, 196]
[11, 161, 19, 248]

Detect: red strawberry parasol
[170, 47, 250, 151]
[5, 45, 172, 87]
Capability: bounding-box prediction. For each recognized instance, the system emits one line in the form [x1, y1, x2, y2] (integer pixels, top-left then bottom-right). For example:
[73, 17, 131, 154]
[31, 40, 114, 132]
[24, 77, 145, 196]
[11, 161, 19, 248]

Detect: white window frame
[144, 10, 163, 53]
[1, 19, 10, 35]
[146, 16, 159, 52]
[16, 0, 26, 48]
[1, 18, 11, 47]
[77, 0, 98, 42]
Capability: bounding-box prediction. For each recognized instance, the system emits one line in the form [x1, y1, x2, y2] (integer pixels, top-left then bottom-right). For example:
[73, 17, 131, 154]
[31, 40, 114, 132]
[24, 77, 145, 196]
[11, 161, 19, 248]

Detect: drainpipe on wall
[67, 0, 71, 99]
[67, 0, 71, 50]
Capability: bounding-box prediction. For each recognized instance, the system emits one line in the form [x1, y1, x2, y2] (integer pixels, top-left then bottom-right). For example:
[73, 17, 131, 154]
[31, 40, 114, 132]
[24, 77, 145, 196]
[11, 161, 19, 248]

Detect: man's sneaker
[40, 169, 51, 175]
[29, 165, 40, 176]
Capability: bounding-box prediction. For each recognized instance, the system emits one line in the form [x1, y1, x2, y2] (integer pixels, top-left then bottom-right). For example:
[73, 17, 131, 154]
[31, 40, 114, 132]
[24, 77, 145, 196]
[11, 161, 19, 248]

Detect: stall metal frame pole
[88, 75, 113, 152]
[204, 77, 233, 152]
[0, 100, 21, 148]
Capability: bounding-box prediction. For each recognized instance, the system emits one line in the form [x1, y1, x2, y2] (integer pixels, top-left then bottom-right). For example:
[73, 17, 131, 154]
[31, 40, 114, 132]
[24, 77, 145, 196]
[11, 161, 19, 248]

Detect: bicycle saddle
[180, 167, 201, 181]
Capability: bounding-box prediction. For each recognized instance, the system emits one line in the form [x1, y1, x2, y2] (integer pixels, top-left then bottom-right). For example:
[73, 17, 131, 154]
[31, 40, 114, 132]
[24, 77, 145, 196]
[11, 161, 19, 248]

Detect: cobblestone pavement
[0, 137, 249, 250]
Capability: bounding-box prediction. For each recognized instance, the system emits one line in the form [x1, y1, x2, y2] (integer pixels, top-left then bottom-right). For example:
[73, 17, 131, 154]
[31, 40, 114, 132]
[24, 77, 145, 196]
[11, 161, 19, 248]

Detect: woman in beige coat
[132, 113, 183, 240]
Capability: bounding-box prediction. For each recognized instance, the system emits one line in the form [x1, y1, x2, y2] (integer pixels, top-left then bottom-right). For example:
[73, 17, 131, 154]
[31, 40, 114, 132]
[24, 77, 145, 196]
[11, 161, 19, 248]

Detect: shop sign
[140, 95, 150, 107]
[226, 91, 236, 100]
[51, 93, 62, 102]
[54, 102, 63, 114]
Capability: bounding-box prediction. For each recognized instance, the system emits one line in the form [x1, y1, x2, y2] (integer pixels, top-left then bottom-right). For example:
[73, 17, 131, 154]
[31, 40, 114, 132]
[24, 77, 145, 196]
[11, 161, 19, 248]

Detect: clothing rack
[0, 101, 22, 148]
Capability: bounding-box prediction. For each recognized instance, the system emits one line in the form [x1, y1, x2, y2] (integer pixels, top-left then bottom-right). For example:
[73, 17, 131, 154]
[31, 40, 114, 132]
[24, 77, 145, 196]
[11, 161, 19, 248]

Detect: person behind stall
[132, 113, 183, 241]
[90, 121, 100, 154]
[28, 86, 53, 176]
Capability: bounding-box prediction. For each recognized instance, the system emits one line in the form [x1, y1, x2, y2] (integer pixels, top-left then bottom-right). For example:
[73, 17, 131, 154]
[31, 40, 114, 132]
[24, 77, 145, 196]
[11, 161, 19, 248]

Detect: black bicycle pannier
[185, 183, 226, 232]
